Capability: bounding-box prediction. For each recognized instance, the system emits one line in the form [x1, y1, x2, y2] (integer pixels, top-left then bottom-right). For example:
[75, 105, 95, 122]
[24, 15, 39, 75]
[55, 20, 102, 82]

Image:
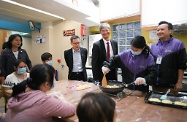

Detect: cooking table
[51, 80, 187, 122]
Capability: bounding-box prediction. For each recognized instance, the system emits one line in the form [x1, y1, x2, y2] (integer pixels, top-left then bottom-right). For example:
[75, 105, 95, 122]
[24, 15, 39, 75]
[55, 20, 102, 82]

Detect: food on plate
[148, 98, 161, 102]
[161, 100, 172, 104]
[174, 101, 187, 106]
[105, 85, 119, 88]
[76, 84, 89, 90]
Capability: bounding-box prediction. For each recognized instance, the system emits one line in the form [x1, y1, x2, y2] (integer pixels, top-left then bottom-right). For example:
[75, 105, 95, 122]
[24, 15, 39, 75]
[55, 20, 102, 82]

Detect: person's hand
[174, 81, 182, 92]
[134, 77, 146, 85]
[102, 67, 110, 75]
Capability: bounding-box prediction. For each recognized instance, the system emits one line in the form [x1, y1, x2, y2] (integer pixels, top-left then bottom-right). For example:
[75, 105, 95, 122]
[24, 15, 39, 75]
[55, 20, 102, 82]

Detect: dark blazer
[64, 47, 88, 81]
[0, 48, 32, 77]
[92, 39, 118, 81]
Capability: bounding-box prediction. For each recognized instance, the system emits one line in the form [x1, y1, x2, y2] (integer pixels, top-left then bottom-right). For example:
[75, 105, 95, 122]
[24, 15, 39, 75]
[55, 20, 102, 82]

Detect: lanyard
[158, 43, 164, 56]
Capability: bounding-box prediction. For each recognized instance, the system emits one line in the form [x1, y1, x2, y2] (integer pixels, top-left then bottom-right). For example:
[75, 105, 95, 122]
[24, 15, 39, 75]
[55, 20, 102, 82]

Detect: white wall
[30, 20, 89, 80]
[141, 0, 187, 27]
[53, 20, 83, 80]
[22, 37, 32, 56]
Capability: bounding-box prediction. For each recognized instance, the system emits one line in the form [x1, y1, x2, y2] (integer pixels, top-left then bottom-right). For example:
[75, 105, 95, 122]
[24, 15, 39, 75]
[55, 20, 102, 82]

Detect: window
[112, 21, 141, 53]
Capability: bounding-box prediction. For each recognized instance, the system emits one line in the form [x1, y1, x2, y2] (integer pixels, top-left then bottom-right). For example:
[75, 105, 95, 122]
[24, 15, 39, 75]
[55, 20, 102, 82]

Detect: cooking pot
[99, 80, 125, 94]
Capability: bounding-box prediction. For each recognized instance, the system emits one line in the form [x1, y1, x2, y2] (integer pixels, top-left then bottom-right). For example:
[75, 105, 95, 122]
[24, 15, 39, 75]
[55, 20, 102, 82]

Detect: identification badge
[156, 56, 162, 64]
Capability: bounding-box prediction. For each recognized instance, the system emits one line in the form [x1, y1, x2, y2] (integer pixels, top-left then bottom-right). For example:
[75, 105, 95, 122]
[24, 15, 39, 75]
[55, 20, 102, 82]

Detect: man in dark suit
[92, 23, 118, 82]
[64, 35, 88, 81]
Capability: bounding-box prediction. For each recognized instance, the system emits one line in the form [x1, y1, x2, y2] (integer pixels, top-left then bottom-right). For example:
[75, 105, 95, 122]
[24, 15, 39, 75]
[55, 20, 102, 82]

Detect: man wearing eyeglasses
[64, 35, 88, 81]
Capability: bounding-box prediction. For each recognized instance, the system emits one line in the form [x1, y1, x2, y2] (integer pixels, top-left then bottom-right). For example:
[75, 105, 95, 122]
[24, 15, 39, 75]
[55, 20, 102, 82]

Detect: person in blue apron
[151, 21, 187, 93]
[102, 36, 156, 91]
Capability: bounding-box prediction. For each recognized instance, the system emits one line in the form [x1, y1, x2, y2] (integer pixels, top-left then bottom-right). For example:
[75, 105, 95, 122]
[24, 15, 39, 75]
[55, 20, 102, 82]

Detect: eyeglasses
[72, 42, 80, 45]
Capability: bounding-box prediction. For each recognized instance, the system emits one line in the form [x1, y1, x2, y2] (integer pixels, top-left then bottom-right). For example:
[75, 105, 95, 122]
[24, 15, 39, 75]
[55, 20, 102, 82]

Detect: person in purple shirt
[102, 36, 156, 91]
[151, 21, 187, 93]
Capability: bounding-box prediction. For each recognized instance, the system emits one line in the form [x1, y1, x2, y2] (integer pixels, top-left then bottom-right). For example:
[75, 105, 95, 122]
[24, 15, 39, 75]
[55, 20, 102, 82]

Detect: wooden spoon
[102, 75, 107, 87]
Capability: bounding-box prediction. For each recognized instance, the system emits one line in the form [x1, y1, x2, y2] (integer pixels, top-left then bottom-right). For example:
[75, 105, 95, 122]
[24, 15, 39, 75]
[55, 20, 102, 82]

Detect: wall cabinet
[141, 0, 187, 27]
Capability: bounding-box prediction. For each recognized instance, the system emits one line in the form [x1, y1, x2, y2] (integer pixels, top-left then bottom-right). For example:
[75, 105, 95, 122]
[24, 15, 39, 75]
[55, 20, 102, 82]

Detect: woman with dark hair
[5, 64, 75, 122]
[77, 92, 116, 122]
[2, 59, 29, 97]
[102, 36, 156, 91]
[0, 34, 32, 81]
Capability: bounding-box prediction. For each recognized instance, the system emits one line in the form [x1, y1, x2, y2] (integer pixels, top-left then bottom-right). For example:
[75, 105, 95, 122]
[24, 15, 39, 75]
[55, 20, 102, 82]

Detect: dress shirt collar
[103, 38, 110, 44]
[72, 48, 80, 53]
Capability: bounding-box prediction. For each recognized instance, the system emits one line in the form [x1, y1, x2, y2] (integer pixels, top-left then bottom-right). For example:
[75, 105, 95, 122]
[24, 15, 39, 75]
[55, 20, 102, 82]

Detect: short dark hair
[6, 34, 23, 49]
[77, 92, 116, 122]
[158, 21, 173, 30]
[12, 64, 55, 97]
[41, 52, 52, 61]
[70, 35, 80, 42]
[14, 59, 26, 68]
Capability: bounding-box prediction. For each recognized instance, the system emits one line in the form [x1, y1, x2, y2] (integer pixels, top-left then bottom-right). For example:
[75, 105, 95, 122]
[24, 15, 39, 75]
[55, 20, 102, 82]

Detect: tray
[145, 91, 187, 109]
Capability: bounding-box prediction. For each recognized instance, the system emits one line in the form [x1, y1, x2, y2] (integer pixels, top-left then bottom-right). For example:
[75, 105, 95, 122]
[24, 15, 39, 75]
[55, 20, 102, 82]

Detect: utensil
[123, 82, 135, 87]
[160, 89, 170, 100]
[102, 75, 107, 87]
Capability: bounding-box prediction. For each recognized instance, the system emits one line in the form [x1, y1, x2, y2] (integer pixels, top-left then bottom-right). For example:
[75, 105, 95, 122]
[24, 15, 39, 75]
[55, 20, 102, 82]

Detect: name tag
[156, 56, 162, 64]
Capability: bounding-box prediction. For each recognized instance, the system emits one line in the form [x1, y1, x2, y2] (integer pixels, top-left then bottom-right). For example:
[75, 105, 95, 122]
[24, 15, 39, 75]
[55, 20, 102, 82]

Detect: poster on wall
[36, 35, 46, 44]
[63, 29, 75, 36]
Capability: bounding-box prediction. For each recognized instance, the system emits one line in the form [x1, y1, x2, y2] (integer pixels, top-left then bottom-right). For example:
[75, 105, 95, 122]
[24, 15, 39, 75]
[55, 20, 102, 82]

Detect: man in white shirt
[92, 23, 118, 82]
[64, 35, 88, 81]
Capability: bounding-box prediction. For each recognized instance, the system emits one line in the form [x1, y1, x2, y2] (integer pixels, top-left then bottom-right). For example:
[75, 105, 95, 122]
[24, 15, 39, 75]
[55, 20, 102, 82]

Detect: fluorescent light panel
[2, 0, 65, 20]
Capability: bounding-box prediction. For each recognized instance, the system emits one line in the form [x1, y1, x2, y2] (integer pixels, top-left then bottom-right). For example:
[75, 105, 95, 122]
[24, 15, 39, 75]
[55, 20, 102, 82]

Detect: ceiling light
[2, 0, 65, 20]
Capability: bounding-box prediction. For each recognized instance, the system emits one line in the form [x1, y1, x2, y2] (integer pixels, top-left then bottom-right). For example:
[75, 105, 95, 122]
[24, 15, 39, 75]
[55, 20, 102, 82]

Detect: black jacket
[92, 39, 118, 81]
[104, 54, 156, 91]
[0, 48, 32, 77]
[64, 47, 87, 81]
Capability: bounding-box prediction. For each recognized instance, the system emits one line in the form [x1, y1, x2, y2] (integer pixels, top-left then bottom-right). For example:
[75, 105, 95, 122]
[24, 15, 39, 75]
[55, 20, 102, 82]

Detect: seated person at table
[41, 52, 58, 81]
[77, 92, 116, 122]
[102, 36, 157, 91]
[2, 59, 29, 97]
[41, 52, 53, 65]
[5, 64, 75, 122]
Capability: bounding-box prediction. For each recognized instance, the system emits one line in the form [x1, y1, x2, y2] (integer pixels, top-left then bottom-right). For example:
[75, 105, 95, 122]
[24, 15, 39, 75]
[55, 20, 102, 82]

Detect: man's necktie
[106, 42, 110, 60]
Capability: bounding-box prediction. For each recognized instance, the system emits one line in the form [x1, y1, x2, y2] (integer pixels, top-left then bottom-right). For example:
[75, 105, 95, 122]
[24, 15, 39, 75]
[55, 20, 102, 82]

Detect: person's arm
[2, 76, 14, 97]
[91, 44, 100, 81]
[102, 55, 121, 75]
[175, 44, 187, 91]
[103, 55, 120, 69]
[24, 50, 32, 70]
[85, 48, 88, 64]
[64, 51, 69, 67]
[175, 69, 183, 91]
[3, 87, 12, 97]
[135, 56, 157, 86]
[42, 96, 75, 118]
[144, 65, 157, 85]
[0, 51, 6, 78]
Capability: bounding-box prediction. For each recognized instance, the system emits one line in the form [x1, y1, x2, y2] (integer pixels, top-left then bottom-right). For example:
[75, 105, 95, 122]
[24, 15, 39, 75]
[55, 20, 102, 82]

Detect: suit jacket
[92, 39, 118, 81]
[0, 48, 32, 77]
[64, 47, 88, 81]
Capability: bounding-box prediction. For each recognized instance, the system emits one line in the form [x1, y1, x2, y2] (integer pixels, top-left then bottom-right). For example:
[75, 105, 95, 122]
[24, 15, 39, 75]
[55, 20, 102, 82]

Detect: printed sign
[63, 29, 75, 36]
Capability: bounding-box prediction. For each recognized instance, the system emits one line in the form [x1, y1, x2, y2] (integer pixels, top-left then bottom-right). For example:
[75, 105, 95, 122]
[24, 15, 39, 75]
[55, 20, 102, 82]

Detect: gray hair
[99, 23, 110, 31]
